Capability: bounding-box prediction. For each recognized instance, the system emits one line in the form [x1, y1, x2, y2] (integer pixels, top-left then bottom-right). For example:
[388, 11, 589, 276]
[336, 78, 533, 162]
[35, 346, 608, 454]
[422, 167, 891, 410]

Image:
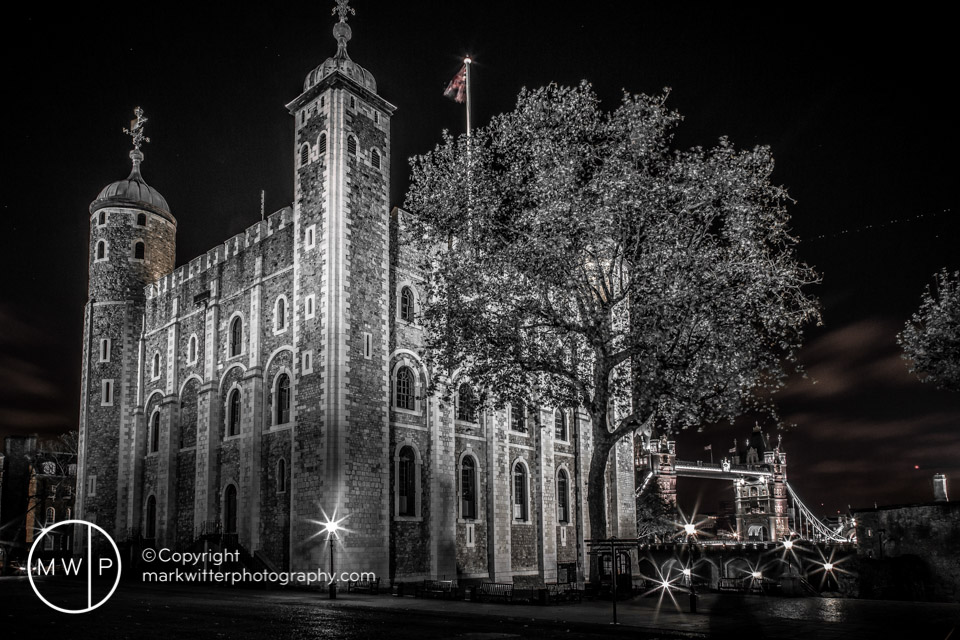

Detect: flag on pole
[704, 444, 712, 451]
[444, 63, 467, 104]
[728, 447, 737, 453]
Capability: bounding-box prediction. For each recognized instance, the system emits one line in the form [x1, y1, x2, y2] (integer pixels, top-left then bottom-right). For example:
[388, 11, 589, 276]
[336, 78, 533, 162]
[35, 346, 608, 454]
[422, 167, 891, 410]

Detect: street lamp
[321, 516, 344, 599]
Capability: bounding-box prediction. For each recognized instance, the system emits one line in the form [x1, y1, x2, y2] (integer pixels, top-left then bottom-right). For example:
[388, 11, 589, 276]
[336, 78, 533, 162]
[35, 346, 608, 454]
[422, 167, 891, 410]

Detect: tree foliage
[404, 82, 819, 539]
[899, 269, 960, 392]
[635, 489, 676, 542]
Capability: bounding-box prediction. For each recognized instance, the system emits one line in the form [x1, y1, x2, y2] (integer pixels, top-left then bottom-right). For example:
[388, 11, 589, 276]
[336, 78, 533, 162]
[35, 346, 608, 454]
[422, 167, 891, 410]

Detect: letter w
[60, 557, 83, 576]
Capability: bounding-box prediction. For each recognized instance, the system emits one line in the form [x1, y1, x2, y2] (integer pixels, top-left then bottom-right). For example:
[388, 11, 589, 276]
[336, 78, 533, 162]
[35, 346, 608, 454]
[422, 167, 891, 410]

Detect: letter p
[99, 558, 114, 574]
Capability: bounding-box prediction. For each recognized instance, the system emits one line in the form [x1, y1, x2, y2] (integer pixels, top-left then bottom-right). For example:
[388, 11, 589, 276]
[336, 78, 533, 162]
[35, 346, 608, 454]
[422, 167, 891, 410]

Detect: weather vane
[123, 106, 150, 152]
[332, 0, 354, 22]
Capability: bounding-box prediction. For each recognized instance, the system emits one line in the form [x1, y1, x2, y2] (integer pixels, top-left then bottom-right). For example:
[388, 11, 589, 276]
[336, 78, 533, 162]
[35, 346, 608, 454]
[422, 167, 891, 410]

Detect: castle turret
[77, 107, 175, 542]
[284, 3, 395, 575]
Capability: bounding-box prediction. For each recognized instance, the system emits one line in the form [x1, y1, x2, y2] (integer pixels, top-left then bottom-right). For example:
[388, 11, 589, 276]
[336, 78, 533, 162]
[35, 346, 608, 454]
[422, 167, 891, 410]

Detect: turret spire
[332, 0, 354, 59]
[122, 106, 150, 179]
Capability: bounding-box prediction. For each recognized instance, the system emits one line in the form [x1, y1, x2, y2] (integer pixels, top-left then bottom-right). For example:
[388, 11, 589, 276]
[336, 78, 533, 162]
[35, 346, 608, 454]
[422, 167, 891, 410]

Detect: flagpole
[464, 56, 472, 137]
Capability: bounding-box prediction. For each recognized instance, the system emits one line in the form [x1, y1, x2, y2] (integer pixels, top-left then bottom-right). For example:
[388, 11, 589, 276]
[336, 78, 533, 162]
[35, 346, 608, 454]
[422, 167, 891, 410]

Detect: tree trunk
[586, 433, 613, 582]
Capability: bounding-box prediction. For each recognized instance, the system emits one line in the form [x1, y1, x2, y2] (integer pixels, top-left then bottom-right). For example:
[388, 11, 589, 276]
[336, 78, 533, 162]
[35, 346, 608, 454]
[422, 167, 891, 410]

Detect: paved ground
[1, 577, 957, 639]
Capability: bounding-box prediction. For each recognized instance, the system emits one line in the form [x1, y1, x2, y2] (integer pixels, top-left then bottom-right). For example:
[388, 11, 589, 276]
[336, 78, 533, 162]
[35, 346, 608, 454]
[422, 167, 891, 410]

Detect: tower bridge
[621, 425, 858, 595]
[636, 424, 851, 544]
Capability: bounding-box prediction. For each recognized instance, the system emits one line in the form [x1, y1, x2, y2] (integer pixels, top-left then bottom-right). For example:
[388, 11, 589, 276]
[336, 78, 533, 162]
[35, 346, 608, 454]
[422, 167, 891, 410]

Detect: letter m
[35, 559, 56, 576]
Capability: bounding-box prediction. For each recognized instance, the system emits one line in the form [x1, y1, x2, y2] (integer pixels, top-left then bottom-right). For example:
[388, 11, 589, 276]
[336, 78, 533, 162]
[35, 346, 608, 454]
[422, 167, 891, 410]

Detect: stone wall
[854, 502, 960, 601]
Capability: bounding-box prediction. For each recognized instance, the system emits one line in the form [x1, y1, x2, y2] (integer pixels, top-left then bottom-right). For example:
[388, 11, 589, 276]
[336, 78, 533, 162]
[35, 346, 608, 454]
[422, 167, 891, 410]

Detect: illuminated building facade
[75, 5, 636, 583]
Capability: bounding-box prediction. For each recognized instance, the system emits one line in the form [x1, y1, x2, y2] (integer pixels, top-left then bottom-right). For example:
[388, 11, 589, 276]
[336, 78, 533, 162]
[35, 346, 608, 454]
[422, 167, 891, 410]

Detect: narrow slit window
[228, 389, 241, 436]
[230, 318, 242, 356]
[276, 374, 291, 424]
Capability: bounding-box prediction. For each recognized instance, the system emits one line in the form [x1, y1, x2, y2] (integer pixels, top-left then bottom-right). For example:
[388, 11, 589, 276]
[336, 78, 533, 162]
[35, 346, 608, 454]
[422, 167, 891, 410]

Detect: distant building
[0, 436, 77, 570]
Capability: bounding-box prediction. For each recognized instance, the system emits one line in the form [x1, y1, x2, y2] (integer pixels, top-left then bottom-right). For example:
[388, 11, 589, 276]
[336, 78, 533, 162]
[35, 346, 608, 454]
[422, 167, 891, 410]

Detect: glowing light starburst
[308, 506, 351, 541]
[810, 546, 851, 590]
[672, 504, 711, 543]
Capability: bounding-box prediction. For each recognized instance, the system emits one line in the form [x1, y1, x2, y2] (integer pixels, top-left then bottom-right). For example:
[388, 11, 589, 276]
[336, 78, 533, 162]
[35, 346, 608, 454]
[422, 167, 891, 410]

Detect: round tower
[77, 107, 175, 542]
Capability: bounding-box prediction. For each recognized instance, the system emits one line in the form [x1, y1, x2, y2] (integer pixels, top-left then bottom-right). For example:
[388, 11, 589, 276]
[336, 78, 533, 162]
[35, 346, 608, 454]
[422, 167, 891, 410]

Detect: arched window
[228, 389, 241, 436]
[347, 135, 357, 156]
[96, 240, 106, 261]
[398, 446, 416, 517]
[511, 402, 527, 433]
[555, 408, 567, 441]
[461, 456, 476, 520]
[134, 241, 145, 260]
[557, 469, 570, 524]
[45, 507, 55, 525]
[371, 148, 381, 169]
[230, 317, 242, 357]
[277, 459, 287, 493]
[299, 143, 309, 167]
[224, 485, 238, 534]
[395, 366, 415, 410]
[136, 213, 146, 226]
[513, 461, 528, 521]
[153, 352, 161, 379]
[145, 495, 157, 540]
[456, 383, 477, 422]
[276, 297, 286, 331]
[318, 132, 327, 156]
[399, 286, 414, 322]
[97, 211, 106, 225]
[150, 410, 160, 453]
[275, 374, 290, 424]
[188, 335, 197, 363]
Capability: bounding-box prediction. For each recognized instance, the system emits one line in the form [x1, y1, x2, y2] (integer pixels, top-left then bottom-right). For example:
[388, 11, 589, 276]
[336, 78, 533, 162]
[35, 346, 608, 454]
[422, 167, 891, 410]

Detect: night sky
[2, 4, 956, 519]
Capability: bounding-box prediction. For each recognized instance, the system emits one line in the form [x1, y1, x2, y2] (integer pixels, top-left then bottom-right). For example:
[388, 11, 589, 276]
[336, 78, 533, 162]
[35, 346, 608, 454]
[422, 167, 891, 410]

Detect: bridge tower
[650, 435, 677, 506]
[733, 425, 789, 541]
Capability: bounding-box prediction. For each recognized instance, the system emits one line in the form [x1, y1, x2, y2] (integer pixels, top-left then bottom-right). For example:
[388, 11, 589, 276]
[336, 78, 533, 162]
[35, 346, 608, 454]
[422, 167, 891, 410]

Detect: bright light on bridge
[683, 523, 697, 536]
[783, 539, 794, 550]
[824, 562, 834, 572]
[682, 568, 691, 577]
[752, 571, 762, 579]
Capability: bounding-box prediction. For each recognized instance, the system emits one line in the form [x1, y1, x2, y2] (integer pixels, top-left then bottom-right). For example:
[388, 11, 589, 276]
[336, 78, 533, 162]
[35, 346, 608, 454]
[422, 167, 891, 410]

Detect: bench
[347, 577, 381, 594]
[476, 582, 513, 603]
[415, 579, 459, 599]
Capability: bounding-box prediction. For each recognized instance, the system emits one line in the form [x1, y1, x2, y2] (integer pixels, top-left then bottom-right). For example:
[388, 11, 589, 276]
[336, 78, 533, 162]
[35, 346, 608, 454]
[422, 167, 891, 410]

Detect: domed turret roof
[303, 12, 376, 94]
[91, 149, 173, 222]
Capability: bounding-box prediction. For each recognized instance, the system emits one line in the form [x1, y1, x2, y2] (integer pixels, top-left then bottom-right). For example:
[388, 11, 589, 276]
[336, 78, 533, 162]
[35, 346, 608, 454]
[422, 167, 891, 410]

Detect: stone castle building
[76, 7, 637, 584]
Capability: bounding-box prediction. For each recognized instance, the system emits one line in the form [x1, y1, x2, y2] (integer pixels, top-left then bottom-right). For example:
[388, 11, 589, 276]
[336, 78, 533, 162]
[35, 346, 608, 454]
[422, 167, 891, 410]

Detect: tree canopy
[404, 82, 819, 539]
[899, 269, 960, 392]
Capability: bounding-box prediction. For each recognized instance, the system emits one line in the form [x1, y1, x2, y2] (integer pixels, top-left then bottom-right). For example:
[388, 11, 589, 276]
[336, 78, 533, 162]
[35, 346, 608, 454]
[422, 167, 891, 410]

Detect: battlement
[146, 206, 293, 299]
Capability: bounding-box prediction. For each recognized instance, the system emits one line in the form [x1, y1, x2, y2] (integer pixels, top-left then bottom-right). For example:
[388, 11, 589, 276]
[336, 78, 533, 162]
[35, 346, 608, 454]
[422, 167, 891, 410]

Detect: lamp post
[324, 519, 341, 599]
